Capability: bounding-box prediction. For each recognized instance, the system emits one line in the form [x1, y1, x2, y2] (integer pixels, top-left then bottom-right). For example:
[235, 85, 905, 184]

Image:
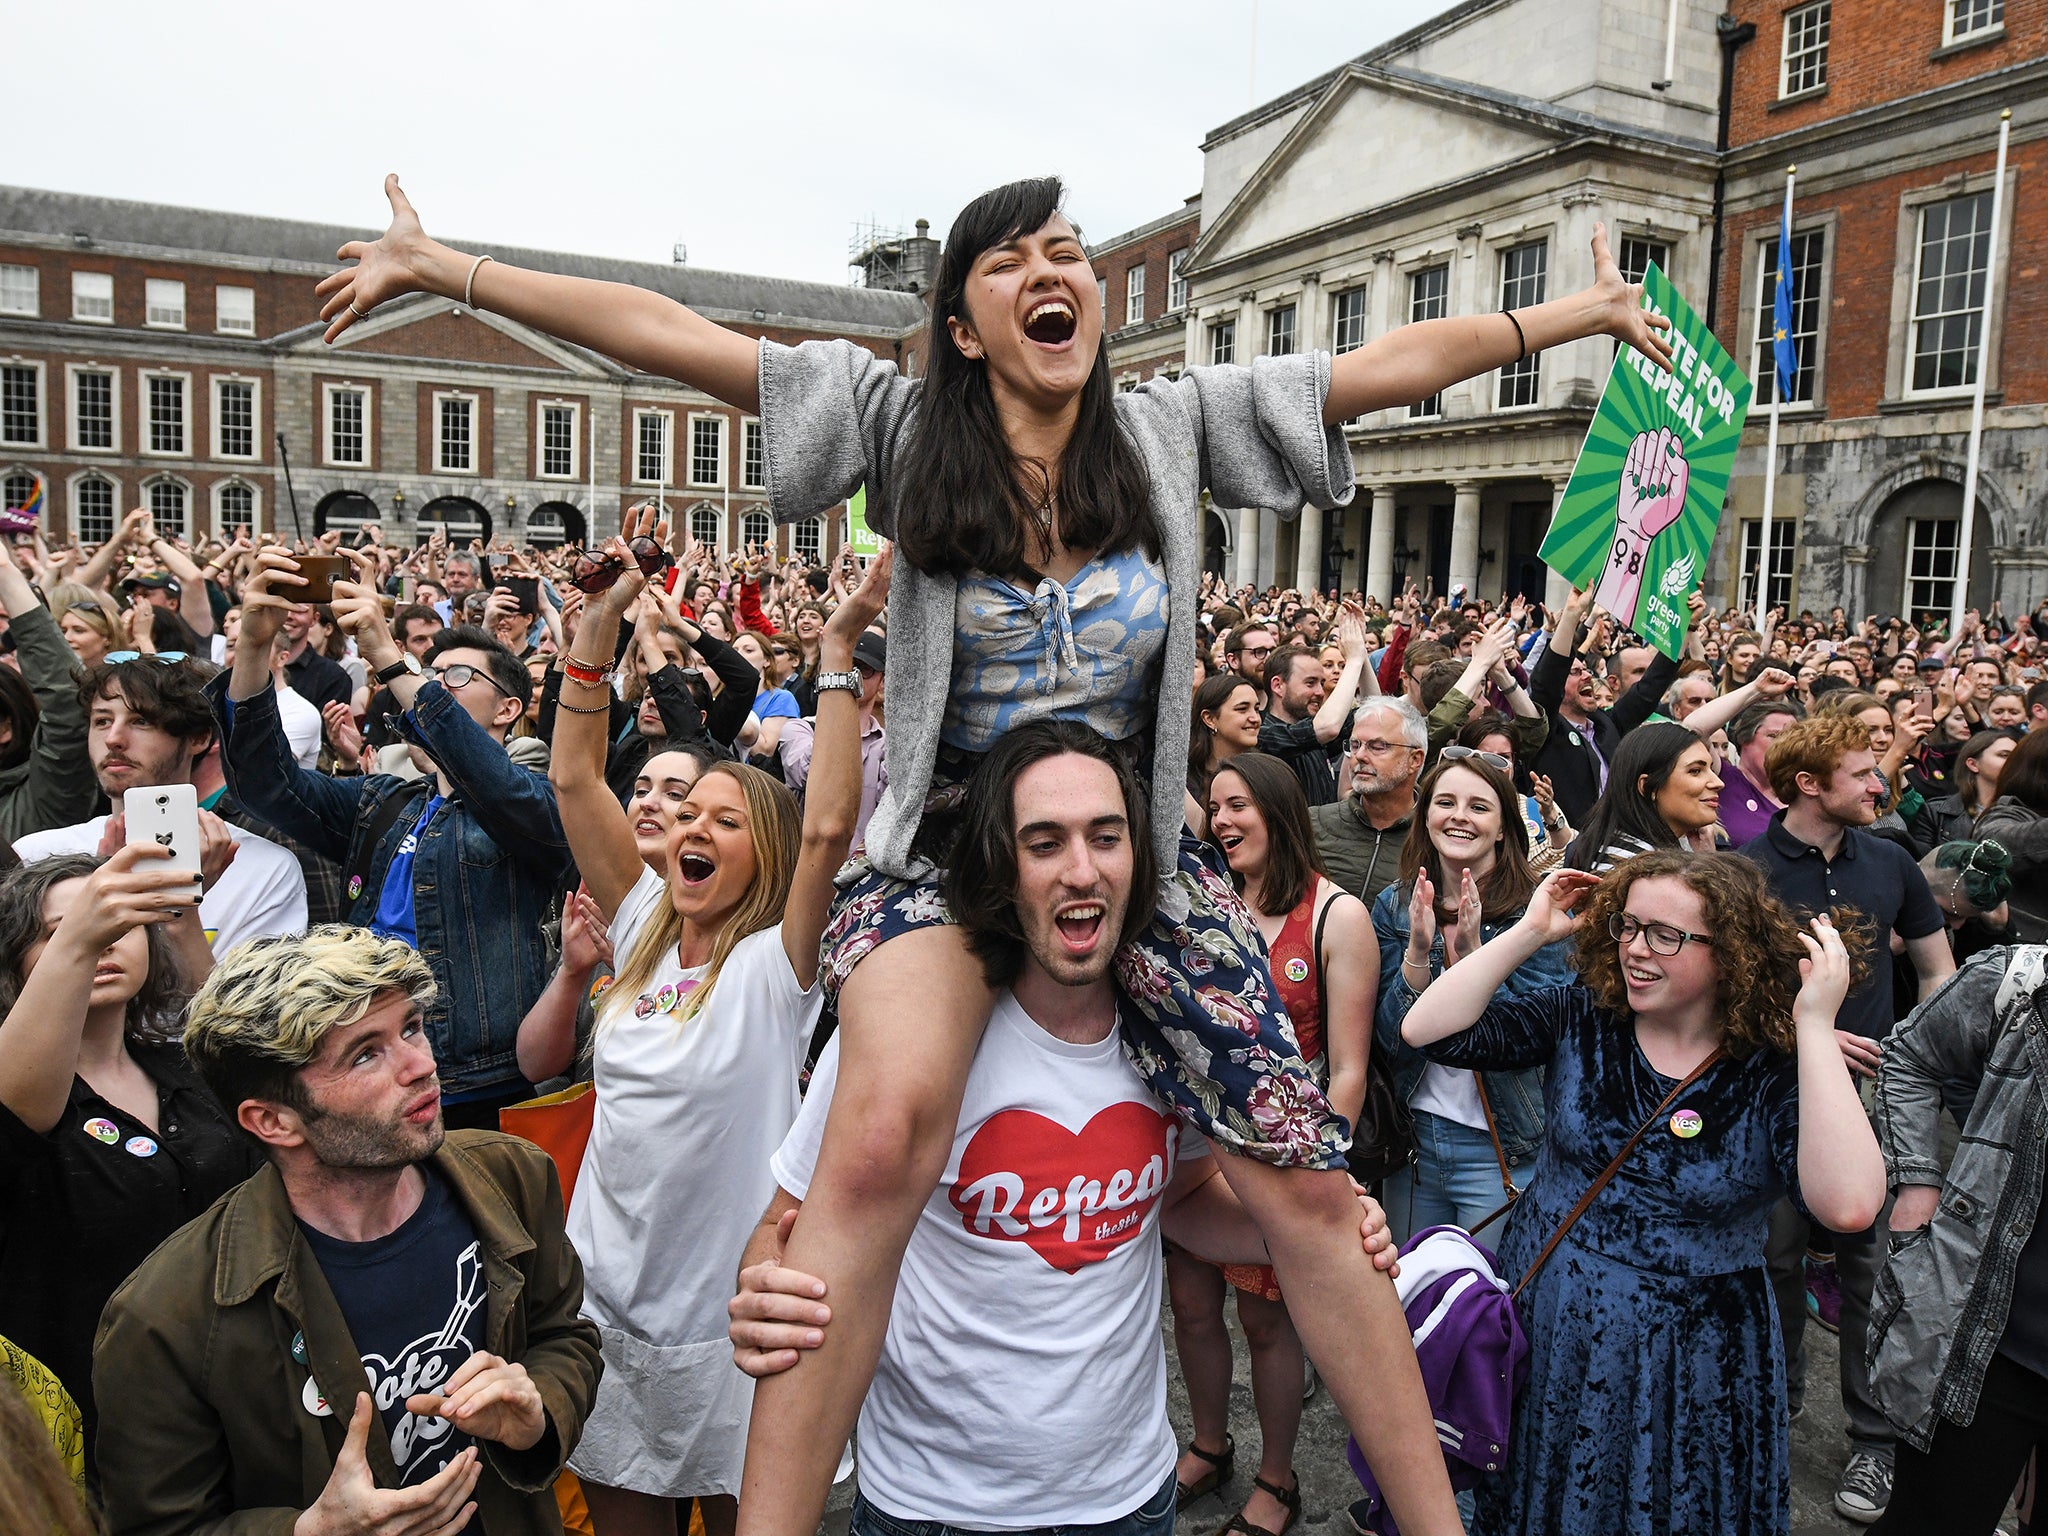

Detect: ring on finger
[348, 299, 368, 319]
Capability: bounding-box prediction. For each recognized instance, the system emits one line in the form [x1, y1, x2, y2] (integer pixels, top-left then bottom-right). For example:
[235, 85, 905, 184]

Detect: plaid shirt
[214, 792, 348, 928]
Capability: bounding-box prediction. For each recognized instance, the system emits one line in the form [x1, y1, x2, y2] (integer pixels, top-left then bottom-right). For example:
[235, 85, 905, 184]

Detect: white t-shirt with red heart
[773, 990, 1206, 1529]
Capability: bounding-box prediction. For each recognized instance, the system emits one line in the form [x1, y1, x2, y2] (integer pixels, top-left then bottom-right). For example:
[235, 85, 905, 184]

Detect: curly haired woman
[1402, 851, 1885, 1536]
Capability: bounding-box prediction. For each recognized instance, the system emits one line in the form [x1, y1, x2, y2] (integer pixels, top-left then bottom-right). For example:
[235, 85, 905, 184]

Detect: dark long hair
[1188, 673, 1257, 798]
[943, 720, 1159, 987]
[0, 854, 186, 1042]
[0, 666, 38, 772]
[1993, 724, 2048, 816]
[1396, 755, 1538, 921]
[1567, 722, 1708, 869]
[893, 176, 1156, 579]
[1204, 751, 1323, 916]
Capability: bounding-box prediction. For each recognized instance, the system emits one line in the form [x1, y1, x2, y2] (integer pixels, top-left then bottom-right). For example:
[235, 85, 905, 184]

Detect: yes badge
[1283, 957, 1310, 984]
[1669, 1109, 1704, 1140]
[84, 1117, 119, 1145]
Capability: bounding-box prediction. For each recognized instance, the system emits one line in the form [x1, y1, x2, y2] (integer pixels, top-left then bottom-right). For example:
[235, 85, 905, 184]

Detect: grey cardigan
[1869, 945, 2048, 1450]
[757, 339, 1354, 908]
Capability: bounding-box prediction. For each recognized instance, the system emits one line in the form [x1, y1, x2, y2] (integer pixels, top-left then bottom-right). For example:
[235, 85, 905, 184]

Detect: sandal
[1214, 1473, 1301, 1536]
[1175, 1434, 1236, 1508]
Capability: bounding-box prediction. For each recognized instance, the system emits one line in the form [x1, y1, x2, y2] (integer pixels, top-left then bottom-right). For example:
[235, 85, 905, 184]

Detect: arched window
[793, 517, 822, 564]
[690, 505, 721, 552]
[525, 504, 567, 546]
[146, 478, 188, 540]
[741, 508, 771, 552]
[3, 470, 39, 514]
[73, 475, 117, 544]
[216, 481, 256, 538]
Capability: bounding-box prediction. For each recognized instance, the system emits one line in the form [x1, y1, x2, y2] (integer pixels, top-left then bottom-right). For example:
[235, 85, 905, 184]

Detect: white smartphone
[124, 784, 202, 878]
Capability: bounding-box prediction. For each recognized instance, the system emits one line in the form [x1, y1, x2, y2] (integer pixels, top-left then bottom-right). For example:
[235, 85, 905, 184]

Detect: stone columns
[1449, 481, 1483, 599]
[1545, 478, 1573, 611]
[1296, 502, 1325, 595]
[1235, 505, 1259, 589]
[1366, 486, 1397, 604]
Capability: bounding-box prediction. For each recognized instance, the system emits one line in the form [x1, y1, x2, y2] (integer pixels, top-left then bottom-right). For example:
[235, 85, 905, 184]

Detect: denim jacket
[1369, 883, 1574, 1164]
[1869, 946, 2048, 1451]
[207, 675, 573, 1098]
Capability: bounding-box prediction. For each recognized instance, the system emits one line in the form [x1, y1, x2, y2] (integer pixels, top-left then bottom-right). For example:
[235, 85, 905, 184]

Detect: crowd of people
[3, 170, 2047, 1536]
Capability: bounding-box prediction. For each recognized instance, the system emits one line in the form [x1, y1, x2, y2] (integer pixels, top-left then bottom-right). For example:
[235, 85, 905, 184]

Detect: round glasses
[1608, 913, 1712, 955]
[429, 662, 513, 698]
[570, 537, 668, 595]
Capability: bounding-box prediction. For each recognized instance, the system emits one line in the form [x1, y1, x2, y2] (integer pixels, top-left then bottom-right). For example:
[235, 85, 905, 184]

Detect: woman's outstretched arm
[1324, 223, 1673, 423]
[316, 176, 761, 410]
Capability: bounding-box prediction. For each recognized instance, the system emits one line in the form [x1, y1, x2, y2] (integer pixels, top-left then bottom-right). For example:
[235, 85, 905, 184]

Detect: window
[1168, 250, 1189, 312]
[741, 508, 772, 551]
[1125, 265, 1146, 327]
[635, 410, 671, 484]
[1946, 0, 2002, 43]
[215, 285, 255, 335]
[690, 505, 721, 551]
[216, 481, 256, 538]
[436, 393, 474, 473]
[147, 478, 187, 539]
[1265, 305, 1296, 357]
[3, 471, 38, 515]
[1905, 518, 1960, 619]
[689, 415, 724, 486]
[793, 516, 822, 563]
[73, 475, 116, 544]
[1332, 287, 1369, 355]
[1208, 318, 1236, 366]
[1097, 277, 1108, 317]
[0, 265, 37, 317]
[539, 402, 578, 479]
[1409, 266, 1450, 417]
[72, 368, 115, 451]
[145, 374, 189, 456]
[742, 418, 765, 489]
[1754, 228, 1825, 405]
[1739, 520, 1795, 610]
[1781, 2, 1829, 97]
[72, 271, 113, 323]
[145, 279, 186, 330]
[1618, 237, 1669, 286]
[326, 385, 366, 466]
[2, 364, 40, 447]
[1497, 241, 1547, 408]
[1910, 192, 1995, 394]
[215, 379, 257, 459]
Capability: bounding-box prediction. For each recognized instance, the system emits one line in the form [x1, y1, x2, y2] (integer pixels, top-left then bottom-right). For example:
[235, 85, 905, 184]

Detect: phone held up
[124, 783, 202, 879]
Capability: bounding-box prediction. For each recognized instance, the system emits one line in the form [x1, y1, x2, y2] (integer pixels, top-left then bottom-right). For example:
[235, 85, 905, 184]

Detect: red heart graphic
[949, 1102, 1177, 1274]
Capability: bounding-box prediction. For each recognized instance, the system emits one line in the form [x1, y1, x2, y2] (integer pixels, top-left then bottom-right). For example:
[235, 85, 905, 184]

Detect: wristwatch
[376, 654, 424, 686]
[814, 668, 861, 698]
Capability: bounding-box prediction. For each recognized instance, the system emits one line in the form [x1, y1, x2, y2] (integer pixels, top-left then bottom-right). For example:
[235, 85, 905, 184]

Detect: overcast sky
[16, 0, 1446, 285]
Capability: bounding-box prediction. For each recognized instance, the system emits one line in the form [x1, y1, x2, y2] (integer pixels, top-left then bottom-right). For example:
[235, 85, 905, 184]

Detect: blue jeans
[1382, 1109, 1533, 1249]
[850, 1470, 1177, 1536]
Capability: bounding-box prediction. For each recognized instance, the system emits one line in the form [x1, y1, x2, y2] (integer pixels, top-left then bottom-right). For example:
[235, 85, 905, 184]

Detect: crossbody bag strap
[1511, 1046, 1724, 1301]
[1310, 881, 1334, 1002]
[1474, 1073, 1517, 1202]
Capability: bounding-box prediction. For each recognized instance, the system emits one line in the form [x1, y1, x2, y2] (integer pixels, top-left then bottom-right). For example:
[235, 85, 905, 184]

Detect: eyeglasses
[570, 537, 668, 595]
[1349, 737, 1415, 758]
[1608, 913, 1712, 955]
[1441, 745, 1511, 773]
[104, 651, 188, 666]
[429, 663, 514, 698]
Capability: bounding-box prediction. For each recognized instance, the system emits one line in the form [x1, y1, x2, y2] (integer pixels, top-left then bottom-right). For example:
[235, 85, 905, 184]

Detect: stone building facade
[0, 186, 927, 561]
[1713, 0, 2047, 621]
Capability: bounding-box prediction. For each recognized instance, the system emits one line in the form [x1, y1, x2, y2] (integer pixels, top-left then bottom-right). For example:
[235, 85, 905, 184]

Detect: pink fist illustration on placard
[1592, 426, 1691, 623]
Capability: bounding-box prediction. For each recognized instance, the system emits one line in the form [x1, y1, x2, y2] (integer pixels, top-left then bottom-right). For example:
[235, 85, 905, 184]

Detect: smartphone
[1913, 687, 1935, 711]
[125, 784, 202, 879]
[490, 552, 511, 568]
[502, 575, 539, 615]
[293, 553, 353, 605]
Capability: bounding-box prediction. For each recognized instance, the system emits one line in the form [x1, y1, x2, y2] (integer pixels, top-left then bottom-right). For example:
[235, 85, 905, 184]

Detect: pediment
[1196, 66, 1574, 265]
[290, 297, 619, 377]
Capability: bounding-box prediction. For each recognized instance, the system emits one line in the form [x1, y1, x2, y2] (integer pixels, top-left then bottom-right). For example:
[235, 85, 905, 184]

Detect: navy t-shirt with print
[299, 1166, 488, 1490]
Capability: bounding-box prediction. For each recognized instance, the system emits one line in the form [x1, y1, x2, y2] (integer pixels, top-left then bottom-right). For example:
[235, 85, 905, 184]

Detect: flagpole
[1758, 165, 1795, 617]
[1952, 108, 2011, 642]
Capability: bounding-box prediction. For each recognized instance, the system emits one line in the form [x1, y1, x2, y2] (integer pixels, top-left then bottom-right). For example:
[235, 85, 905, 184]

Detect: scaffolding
[849, 218, 938, 294]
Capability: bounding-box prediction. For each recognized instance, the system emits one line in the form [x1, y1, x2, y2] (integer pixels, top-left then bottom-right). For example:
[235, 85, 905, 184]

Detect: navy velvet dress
[1421, 983, 1803, 1536]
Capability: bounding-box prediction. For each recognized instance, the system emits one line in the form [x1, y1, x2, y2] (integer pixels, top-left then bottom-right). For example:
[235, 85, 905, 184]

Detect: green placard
[846, 484, 883, 556]
[1537, 264, 1754, 659]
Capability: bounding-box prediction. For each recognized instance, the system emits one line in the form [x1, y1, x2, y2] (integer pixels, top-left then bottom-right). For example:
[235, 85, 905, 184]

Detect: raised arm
[318, 177, 760, 410]
[1325, 225, 1672, 423]
[1401, 869, 1600, 1046]
[142, 521, 218, 639]
[1683, 664, 1795, 742]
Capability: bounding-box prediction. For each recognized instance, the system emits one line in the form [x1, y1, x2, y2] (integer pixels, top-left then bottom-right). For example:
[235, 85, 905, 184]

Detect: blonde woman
[540, 507, 885, 1536]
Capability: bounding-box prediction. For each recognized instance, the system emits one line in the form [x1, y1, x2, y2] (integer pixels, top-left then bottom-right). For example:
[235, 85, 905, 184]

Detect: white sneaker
[1833, 1451, 1893, 1524]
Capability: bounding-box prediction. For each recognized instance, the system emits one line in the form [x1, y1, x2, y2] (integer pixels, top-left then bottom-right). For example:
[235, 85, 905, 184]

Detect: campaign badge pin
[1283, 957, 1311, 983]
[290, 1331, 307, 1365]
[588, 975, 615, 1006]
[633, 994, 657, 1020]
[1669, 1109, 1704, 1140]
[302, 1375, 332, 1417]
[125, 1135, 158, 1158]
[654, 983, 680, 1014]
[347, 875, 364, 900]
[84, 1117, 119, 1144]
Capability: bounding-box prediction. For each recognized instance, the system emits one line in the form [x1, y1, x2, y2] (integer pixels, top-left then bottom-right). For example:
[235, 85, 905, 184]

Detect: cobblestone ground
[817, 1307, 2018, 1536]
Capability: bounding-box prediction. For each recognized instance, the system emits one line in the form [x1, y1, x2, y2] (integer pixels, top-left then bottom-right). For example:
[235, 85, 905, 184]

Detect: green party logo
[1538, 264, 1754, 659]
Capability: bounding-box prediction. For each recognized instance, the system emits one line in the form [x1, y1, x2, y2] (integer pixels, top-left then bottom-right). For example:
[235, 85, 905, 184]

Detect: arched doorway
[417, 495, 491, 547]
[1866, 479, 1994, 627]
[314, 489, 380, 541]
[526, 501, 586, 547]
[1203, 504, 1233, 578]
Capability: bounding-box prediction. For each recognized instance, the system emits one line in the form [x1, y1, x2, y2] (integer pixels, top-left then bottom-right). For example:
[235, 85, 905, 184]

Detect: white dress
[566, 866, 821, 1497]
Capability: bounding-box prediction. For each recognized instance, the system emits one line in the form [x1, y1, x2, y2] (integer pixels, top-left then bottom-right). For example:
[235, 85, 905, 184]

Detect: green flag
[846, 485, 883, 557]
[1537, 264, 1754, 659]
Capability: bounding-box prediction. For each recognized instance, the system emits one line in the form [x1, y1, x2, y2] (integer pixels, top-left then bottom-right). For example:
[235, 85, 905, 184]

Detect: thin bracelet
[464, 253, 494, 310]
[555, 697, 611, 714]
[1504, 309, 1527, 360]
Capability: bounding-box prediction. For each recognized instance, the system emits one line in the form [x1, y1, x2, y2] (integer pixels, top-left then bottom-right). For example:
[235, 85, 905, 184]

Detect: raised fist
[1593, 427, 1691, 624]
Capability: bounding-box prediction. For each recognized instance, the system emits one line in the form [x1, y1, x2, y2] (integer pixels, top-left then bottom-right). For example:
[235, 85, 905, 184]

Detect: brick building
[0, 186, 927, 560]
[1712, 0, 2044, 619]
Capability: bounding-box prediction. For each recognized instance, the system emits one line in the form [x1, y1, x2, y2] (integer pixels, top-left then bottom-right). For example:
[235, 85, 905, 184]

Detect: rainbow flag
[0, 474, 42, 534]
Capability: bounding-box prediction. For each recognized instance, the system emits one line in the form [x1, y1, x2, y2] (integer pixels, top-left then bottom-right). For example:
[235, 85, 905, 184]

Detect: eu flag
[1771, 197, 1799, 402]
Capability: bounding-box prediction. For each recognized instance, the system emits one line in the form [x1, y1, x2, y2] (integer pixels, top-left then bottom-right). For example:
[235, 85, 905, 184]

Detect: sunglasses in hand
[571, 536, 668, 595]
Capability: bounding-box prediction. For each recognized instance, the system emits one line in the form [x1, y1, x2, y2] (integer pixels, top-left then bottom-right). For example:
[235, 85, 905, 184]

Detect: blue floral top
[939, 546, 1171, 752]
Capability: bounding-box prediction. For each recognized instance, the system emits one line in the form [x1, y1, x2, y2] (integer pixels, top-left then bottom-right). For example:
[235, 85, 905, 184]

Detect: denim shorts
[849, 1467, 1178, 1536]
